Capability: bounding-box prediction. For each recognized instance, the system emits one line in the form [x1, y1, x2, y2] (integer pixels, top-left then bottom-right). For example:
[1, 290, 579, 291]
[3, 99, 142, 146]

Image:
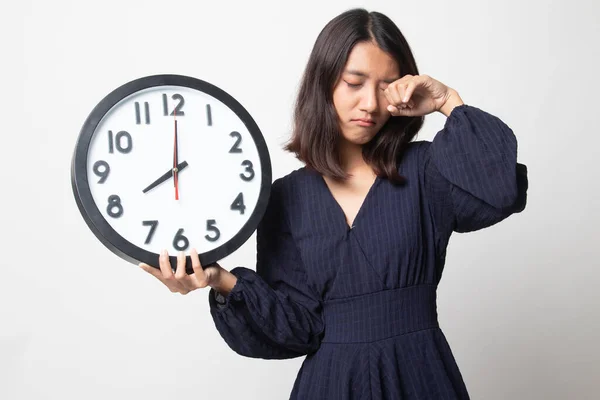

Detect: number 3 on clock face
[71, 75, 272, 271]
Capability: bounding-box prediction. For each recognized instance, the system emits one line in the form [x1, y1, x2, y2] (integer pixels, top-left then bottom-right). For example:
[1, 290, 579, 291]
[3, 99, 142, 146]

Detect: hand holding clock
[139, 248, 238, 296]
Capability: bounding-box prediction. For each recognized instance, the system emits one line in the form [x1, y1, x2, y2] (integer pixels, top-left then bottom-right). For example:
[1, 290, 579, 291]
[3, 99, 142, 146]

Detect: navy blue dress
[208, 104, 528, 399]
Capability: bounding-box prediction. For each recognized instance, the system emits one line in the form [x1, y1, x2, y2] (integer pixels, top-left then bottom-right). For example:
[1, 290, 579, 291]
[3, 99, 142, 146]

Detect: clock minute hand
[142, 161, 189, 194]
[173, 115, 179, 200]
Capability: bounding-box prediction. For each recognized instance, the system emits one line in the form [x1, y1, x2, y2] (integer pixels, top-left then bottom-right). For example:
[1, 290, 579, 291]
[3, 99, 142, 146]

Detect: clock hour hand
[142, 161, 189, 194]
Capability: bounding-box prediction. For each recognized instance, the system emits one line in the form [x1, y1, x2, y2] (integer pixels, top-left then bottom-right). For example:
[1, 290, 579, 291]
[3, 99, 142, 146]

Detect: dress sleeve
[208, 178, 324, 359]
[420, 104, 528, 234]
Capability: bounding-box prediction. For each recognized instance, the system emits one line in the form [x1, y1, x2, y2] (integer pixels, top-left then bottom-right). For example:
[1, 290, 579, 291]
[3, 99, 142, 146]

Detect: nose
[359, 87, 379, 113]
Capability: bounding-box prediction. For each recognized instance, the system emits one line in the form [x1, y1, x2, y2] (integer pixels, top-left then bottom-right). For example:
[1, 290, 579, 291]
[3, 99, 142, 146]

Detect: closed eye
[344, 81, 362, 88]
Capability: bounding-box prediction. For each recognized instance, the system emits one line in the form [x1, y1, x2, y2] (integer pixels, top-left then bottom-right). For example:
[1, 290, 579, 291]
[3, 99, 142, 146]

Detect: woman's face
[332, 41, 400, 146]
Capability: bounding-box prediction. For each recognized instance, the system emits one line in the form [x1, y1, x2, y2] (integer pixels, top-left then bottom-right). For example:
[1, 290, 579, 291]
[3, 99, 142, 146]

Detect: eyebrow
[344, 69, 399, 84]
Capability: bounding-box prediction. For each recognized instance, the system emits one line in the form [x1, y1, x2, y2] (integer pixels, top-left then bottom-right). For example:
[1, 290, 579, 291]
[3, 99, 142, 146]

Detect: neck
[338, 140, 373, 176]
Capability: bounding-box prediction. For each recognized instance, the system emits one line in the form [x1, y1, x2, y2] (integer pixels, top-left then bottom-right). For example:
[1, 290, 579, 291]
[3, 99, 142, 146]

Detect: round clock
[71, 74, 272, 273]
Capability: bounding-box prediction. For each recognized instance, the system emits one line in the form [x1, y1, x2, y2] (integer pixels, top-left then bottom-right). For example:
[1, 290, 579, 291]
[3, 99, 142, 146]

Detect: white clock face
[85, 85, 264, 256]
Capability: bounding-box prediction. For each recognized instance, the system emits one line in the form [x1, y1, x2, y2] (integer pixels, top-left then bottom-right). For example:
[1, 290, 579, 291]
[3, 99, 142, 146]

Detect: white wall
[2, 0, 599, 399]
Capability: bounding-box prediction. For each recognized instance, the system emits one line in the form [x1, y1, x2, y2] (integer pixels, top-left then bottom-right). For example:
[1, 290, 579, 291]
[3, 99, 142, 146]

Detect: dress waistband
[321, 285, 439, 343]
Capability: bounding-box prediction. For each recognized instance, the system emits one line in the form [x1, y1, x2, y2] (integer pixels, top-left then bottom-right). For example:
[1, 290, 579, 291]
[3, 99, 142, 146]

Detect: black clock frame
[71, 74, 272, 273]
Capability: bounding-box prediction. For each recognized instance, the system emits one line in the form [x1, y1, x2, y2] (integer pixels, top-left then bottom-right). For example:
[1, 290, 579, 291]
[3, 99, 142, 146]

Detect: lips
[352, 118, 376, 127]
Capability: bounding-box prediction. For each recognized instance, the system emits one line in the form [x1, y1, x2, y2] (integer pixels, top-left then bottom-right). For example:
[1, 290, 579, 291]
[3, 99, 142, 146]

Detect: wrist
[438, 89, 464, 117]
[210, 268, 238, 296]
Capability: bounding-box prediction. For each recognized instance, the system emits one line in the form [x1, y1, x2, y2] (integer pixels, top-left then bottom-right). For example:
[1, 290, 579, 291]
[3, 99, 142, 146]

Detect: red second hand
[174, 113, 179, 200]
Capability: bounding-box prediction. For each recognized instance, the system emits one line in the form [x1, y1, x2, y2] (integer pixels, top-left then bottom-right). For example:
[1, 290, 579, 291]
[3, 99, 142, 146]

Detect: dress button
[215, 291, 226, 305]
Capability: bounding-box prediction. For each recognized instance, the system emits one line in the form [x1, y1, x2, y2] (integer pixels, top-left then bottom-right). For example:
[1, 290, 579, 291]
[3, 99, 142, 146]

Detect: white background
[2, 0, 599, 399]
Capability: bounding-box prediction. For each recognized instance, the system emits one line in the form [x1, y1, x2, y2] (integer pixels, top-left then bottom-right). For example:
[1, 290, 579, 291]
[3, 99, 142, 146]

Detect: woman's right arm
[207, 177, 324, 359]
[139, 178, 324, 360]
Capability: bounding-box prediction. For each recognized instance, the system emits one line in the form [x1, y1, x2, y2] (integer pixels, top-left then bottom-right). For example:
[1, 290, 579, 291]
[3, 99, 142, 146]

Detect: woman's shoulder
[273, 166, 313, 189]
[396, 139, 432, 171]
[404, 139, 432, 155]
[269, 166, 313, 203]
[264, 167, 314, 226]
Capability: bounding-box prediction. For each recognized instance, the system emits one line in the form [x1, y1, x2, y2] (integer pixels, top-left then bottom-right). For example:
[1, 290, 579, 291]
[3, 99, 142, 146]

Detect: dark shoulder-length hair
[284, 8, 424, 185]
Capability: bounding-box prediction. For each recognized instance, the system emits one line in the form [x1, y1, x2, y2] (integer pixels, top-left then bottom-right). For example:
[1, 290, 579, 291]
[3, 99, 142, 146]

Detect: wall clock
[71, 74, 271, 273]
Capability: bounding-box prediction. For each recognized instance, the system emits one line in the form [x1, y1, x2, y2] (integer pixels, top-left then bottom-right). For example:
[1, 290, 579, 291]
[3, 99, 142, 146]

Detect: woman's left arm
[386, 75, 529, 233]
[423, 102, 528, 233]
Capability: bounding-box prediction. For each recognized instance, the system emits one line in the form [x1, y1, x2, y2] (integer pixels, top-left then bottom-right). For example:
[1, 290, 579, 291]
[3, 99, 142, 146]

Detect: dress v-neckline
[317, 173, 381, 231]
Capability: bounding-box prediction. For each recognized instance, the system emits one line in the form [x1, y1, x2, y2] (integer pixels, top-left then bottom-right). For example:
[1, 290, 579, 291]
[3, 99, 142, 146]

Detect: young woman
[140, 8, 528, 399]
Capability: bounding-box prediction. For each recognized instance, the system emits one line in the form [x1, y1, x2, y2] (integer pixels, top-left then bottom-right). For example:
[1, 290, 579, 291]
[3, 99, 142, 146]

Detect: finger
[158, 250, 188, 293]
[403, 79, 419, 103]
[158, 249, 174, 278]
[386, 82, 406, 106]
[383, 86, 404, 114]
[139, 262, 167, 283]
[383, 85, 395, 106]
[387, 103, 414, 117]
[190, 248, 208, 288]
[393, 74, 413, 86]
[139, 261, 186, 293]
[387, 104, 409, 117]
[174, 251, 187, 280]
[175, 251, 197, 292]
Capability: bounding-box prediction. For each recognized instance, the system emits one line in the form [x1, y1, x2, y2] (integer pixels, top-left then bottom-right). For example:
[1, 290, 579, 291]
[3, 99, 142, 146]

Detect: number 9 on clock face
[71, 75, 272, 271]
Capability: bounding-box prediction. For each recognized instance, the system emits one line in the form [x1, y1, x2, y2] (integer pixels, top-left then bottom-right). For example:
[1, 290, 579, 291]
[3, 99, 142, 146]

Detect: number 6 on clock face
[71, 75, 272, 272]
